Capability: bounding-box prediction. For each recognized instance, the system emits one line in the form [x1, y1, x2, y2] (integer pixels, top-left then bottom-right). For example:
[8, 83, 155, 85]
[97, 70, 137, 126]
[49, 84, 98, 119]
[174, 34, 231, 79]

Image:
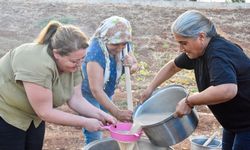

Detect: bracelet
[185, 95, 194, 109]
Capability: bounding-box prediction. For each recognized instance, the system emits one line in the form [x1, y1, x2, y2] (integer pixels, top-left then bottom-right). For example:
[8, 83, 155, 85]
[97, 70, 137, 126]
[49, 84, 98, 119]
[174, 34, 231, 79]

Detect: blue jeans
[82, 94, 110, 144]
[222, 128, 250, 150]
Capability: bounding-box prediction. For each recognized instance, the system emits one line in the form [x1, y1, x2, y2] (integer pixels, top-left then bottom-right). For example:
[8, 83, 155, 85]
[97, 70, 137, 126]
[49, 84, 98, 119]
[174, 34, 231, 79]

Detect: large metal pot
[134, 85, 199, 147]
[83, 138, 173, 150]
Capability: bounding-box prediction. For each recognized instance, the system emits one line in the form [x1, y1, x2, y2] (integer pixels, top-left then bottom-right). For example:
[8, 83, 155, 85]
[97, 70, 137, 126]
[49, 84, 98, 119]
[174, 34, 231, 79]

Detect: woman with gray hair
[141, 10, 250, 149]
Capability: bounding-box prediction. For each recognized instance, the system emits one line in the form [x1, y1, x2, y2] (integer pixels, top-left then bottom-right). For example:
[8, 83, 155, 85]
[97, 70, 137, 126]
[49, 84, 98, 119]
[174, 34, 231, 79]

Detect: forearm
[68, 85, 117, 126]
[92, 89, 119, 116]
[23, 82, 102, 129]
[67, 84, 104, 120]
[86, 62, 119, 115]
[68, 97, 103, 119]
[187, 83, 237, 106]
[39, 108, 90, 128]
[148, 60, 181, 90]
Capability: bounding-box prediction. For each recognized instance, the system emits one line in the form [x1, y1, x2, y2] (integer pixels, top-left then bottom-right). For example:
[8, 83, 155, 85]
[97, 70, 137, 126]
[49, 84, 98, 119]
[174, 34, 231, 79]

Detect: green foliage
[135, 61, 151, 81]
[162, 42, 169, 49]
[138, 61, 150, 76]
[231, 0, 245, 2]
[189, 0, 245, 3]
[162, 69, 198, 94]
[151, 51, 178, 67]
[114, 100, 128, 109]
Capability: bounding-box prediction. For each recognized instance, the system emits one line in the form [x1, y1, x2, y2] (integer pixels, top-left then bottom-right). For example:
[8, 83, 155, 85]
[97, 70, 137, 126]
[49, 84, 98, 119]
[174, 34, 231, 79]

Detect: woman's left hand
[174, 97, 192, 118]
[100, 112, 117, 126]
[123, 55, 139, 74]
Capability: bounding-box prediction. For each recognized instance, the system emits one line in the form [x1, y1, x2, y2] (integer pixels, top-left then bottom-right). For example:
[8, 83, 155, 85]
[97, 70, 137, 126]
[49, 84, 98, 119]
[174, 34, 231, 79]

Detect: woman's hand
[123, 54, 139, 74]
[84, 118, 104, 132]
[113, 109, 133, 122]
[139, 87, 154, 103]
[99, 112, 117, 125]
[174, 97, 192, 118]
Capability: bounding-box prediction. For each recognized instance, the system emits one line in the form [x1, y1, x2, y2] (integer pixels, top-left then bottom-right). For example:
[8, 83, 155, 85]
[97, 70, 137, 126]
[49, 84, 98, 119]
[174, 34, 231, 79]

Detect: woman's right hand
[140, 87, 154, 103]
[113, 109, 133, 122]
[84, 118, 104, 132]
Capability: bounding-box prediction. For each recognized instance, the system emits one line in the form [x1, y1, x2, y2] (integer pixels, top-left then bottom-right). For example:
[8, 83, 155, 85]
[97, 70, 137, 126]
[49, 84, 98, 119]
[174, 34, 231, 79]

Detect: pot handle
[134, 130, 143, 137]
[203, 131, 217, 146]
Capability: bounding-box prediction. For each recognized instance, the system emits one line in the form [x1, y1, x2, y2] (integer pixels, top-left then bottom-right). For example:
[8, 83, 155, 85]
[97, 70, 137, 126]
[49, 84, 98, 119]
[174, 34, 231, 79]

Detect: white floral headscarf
[91, 16, 133, 85]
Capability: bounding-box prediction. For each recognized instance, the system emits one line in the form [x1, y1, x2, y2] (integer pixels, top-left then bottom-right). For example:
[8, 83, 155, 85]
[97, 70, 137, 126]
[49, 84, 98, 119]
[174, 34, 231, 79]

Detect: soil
[0, 1, 249, 150]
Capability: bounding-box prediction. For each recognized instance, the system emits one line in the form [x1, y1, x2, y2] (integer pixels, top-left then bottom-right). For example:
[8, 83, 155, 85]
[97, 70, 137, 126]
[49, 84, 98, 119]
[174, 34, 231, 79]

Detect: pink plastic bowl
[102, 122, 142, 143]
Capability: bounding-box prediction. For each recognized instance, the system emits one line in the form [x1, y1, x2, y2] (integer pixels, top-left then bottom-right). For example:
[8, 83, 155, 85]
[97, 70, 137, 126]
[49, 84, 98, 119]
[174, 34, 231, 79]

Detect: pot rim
[190, 135, 222, 148]
[84, 137, 174, 150]
[140, 109, 198, 128]
[134, 84, 190, 128]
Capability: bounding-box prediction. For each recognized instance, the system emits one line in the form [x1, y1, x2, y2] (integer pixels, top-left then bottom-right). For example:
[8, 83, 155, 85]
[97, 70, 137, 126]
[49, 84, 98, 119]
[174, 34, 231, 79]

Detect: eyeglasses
[68, 57, 84, 66]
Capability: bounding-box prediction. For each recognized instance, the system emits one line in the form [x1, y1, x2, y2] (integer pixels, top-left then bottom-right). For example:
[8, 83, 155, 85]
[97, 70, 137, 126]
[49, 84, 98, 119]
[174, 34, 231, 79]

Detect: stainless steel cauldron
[134, 85, 199, 147]
[83, 138, 173, 150]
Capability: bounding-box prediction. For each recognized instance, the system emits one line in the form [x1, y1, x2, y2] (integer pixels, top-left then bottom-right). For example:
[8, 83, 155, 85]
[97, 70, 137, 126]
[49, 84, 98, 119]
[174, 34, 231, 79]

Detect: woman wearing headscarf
[81, 16, 138, 144]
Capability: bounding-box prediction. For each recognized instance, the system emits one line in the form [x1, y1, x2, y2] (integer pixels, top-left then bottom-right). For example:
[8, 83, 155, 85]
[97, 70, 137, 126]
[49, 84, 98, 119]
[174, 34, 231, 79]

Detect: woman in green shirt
[0, 20, 116, 150]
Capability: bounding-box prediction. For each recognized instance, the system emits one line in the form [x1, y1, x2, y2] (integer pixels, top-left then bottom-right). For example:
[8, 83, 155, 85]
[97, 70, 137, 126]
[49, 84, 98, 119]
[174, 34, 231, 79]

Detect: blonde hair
[35, 20, 89, 56]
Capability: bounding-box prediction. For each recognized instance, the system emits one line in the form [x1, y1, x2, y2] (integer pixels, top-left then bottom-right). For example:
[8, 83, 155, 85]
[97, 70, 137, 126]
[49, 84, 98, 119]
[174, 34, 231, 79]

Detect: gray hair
[171, 10, 217, 38]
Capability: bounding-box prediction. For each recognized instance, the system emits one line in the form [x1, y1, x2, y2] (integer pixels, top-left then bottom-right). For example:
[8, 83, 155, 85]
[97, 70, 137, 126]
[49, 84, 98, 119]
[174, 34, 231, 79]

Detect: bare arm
[87, 61, 119, 114]
[175, 83, 237, 117]
[149, 59, 181, 90]
[23, 82, 104, 131]
[67, 84, 117, 124]
[187, 83, 237, 106]
[141, 59, 182, 101]
[87, 61, 132, 122]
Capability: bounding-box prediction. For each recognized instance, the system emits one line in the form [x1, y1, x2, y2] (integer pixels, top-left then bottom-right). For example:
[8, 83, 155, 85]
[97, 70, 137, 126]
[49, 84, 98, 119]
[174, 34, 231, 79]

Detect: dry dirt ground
[0, 1, 250, 150]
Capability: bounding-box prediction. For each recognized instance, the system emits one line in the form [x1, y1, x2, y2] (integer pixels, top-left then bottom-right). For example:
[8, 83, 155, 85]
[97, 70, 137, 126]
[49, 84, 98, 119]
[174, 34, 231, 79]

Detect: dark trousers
[0, 117, 45, 150]
[222, 128, 250, 150]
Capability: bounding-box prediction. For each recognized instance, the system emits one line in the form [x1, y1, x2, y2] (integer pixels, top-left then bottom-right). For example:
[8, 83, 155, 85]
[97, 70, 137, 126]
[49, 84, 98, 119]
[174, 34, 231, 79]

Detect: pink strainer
[102, 122, 142, 142]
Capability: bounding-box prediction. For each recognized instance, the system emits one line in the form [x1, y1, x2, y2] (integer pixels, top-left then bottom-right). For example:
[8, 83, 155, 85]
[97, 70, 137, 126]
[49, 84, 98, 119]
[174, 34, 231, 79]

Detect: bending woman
[0, 20, 116, 150]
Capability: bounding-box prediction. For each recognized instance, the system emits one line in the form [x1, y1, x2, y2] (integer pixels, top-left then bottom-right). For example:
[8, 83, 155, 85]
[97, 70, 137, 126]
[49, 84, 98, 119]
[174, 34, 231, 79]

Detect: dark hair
[35, 20, 89, 56]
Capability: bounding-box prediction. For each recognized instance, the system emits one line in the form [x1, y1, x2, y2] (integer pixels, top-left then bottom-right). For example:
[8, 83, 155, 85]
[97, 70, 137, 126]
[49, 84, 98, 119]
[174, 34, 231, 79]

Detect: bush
[231, 0, 245, 2]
